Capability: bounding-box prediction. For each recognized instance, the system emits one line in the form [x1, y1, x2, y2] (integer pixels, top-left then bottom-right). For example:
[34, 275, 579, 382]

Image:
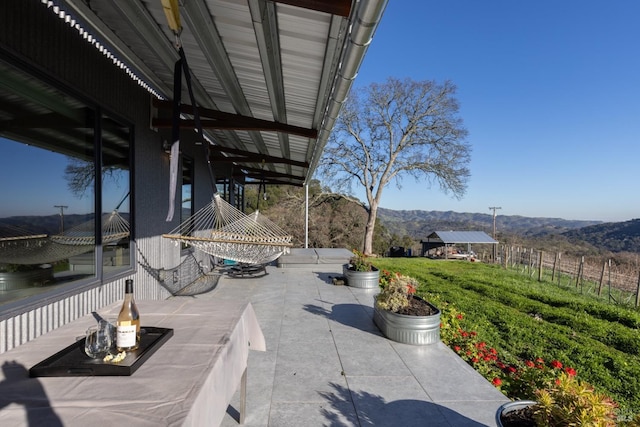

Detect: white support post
[305, 184, 309, 248]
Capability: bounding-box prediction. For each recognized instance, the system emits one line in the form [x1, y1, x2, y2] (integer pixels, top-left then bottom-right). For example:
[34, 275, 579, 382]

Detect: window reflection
[0, 58, 131, 307]
[217, 179, 245, 210]
[101, 115, 131, 271]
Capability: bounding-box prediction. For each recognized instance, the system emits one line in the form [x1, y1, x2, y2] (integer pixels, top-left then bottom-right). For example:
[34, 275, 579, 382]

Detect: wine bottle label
[117, 324, 137, 348]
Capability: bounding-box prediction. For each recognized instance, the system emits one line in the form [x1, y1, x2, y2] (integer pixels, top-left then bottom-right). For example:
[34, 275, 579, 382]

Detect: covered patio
[421, 231, 498, 259]
[0, 0, 389, 350]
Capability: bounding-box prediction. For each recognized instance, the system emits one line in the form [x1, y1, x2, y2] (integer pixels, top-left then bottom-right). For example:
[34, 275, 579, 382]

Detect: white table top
[0, 298, 265, 426]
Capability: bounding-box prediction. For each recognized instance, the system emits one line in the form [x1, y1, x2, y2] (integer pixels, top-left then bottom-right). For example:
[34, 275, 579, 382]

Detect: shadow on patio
[212, 262, 508, 426]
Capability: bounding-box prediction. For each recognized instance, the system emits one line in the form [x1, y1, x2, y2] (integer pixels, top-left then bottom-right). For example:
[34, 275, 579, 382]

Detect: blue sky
[349, 0, 640, 222]
[0, 141, 89, 217]
[0, 140, 128, 217]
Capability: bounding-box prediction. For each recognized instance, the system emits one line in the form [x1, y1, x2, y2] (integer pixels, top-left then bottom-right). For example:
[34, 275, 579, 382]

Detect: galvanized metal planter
[495, 400, 537, 427]
[0, 265, 53, 291]
[373, 297, 441, 345]
[343, 264, 380, 289]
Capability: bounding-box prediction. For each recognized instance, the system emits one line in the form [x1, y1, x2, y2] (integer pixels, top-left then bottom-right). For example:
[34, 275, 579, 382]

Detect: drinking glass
[84, 323, 112, 359]
[100, 318, 117, 351]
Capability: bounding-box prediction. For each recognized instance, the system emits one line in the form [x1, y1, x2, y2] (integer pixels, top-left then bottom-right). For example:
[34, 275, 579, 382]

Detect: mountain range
[377, 208, 640, 254]
[2, 208, 639, 255]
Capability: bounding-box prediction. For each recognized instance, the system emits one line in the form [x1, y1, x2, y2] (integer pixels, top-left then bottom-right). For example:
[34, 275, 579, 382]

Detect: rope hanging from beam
[161, 4, 292, 264]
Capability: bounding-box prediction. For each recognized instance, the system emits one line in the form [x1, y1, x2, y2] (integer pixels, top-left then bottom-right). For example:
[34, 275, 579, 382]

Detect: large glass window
[100, 115, 131, 274]
[0, 58, 132, 308]
[217, 178, 245, 211]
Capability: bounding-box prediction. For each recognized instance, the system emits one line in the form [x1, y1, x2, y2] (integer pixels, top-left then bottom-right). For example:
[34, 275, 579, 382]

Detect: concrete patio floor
[196, 262, 509, 426]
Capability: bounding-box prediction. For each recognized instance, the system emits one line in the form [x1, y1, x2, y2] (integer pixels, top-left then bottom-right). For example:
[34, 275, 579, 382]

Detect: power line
[54, 205, 68, 233]
[489, 206, 502, 262]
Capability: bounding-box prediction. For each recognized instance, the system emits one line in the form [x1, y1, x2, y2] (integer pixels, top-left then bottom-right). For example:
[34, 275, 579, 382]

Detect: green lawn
[371, 257, 640, 417]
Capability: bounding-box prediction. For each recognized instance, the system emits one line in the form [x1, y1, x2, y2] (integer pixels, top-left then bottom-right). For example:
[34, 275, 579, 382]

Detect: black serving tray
[29, 327, 173, 377]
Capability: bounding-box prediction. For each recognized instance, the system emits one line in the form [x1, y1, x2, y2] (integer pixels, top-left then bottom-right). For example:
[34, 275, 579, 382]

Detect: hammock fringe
[0, 211, 130, 265]
[163, 194, 292, 264]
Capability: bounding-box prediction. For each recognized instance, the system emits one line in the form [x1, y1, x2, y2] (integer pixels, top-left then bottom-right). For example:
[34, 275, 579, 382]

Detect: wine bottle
[116, 279, 140, 351]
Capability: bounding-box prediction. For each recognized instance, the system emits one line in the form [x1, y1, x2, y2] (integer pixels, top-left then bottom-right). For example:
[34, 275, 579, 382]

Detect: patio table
[0, 298, 265, 426]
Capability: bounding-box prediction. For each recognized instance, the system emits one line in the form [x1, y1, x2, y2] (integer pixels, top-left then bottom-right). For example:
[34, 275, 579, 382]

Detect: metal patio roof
[58, 0, 388, 187]
[423, 231, 498, 245]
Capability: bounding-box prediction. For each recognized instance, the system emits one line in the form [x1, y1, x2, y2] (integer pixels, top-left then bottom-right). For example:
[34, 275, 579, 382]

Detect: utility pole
[54, 205, 68, 233]
[488, 206, 502, 240]
[489, 206, 501, 263]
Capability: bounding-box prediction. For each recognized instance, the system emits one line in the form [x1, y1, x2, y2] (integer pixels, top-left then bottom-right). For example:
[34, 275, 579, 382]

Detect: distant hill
[377, 208, 640, 255]
[0, 213, 129, 238]
[563, 219, 640, 253]
[377, 208, 601, 238]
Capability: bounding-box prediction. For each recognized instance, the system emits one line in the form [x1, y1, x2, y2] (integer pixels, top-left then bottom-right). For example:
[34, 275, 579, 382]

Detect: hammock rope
[0, 210, 130, 265]
[163, 194, 292, 264]
[162, 40, 292, 265]
[137, 247, 220, 296]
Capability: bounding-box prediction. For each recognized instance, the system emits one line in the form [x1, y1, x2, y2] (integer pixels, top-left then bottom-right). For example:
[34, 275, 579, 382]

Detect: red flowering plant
[348, 249, 376, 272]
[423, 297, 623, 423]
[447, 325, 503, 381]
[498, 357, 580, 401]
[378, 269, 395, 289]
[442, 310, 582, 402]
[426, 293, 464, 344]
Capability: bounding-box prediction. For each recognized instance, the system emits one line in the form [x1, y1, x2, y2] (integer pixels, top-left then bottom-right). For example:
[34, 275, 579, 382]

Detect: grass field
[371, 257, 640, 417]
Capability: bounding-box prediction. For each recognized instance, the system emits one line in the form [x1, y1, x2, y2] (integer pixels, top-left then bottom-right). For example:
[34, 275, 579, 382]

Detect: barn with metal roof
[420, 231, 498, 258]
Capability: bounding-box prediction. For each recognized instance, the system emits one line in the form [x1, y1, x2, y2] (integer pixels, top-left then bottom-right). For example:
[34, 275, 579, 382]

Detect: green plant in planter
[0, 263, 44, 272]
[375, 271, 418, 312]
[348, 249, 375, 272]
[532, 372, 618, 426]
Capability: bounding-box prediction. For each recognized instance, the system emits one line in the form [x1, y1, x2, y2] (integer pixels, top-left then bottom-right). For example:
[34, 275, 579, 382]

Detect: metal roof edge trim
[306, 0, 388, 183]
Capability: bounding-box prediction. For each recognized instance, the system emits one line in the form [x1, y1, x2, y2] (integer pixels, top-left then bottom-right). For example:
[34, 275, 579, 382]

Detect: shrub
[375, 272, 417, 312]
[348, 249, 375, 272]
[533, 372, 618, 426]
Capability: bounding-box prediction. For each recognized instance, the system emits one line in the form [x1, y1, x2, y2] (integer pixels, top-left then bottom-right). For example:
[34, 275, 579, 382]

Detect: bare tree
[253, 181, 369, 249]
[64, 158, 122, 198]
[319, 77, 471, 255]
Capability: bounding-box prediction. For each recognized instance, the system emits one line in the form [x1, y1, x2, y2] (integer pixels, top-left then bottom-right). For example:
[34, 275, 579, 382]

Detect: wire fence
[490, 246, 640, 308]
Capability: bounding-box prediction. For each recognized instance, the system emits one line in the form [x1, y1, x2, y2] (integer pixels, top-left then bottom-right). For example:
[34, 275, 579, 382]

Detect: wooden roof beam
[209, 146, 309, 168]
[235, 165, 306, 181]
[152, 99, 317, 138]
[272, 0, 352, 17]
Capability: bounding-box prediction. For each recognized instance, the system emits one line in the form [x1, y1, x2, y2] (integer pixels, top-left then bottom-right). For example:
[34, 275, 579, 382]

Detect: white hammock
[163, 194, 292, 264]
[0, 211, 130, 265]
[161, 48, 291, 265]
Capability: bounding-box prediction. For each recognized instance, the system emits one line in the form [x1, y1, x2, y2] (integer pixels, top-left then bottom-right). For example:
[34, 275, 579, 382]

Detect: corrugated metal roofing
[57, 0, 388, 187]
[424, 231, 498, 244]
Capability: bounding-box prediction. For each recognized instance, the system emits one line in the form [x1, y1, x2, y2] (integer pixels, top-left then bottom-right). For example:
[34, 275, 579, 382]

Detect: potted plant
[343, 249, 379, 289]
[496, 372, 619, 426]
[373, 271, 440, 345]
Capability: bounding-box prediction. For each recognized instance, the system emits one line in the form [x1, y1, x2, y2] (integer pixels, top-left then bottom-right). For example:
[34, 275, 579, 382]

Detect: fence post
[503, 246, 508, 269]
[538, 251, 543, 282]
[575, 256, 584, 290]
[551, 252, 558, 282]
[636, 271, 640, 308]
[598, 261, 606, 296]
[608, 259, 612, 304]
